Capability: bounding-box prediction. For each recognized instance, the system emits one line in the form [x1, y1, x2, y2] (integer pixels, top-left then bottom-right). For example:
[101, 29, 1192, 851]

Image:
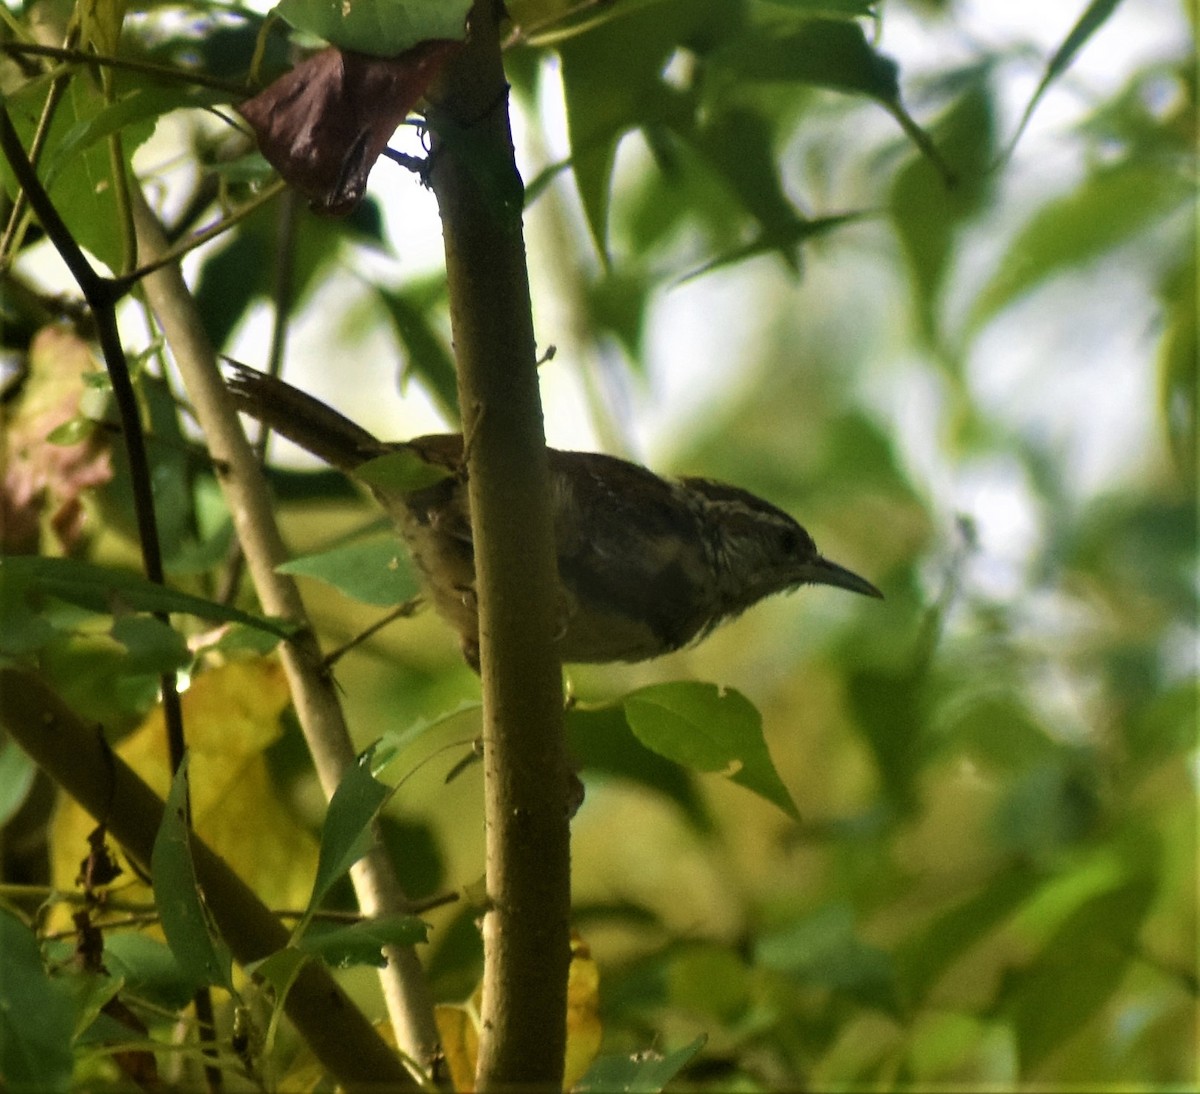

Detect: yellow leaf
[435, 1001, 479, 1092]
[565, 933, 602, 1088]
[51, 658, 316, 928]
[431, 931, 601, 1091]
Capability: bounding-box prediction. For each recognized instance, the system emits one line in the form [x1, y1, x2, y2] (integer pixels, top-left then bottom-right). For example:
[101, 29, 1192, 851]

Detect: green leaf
[249, 945, 310, 1000]
[296, 913, 429, 968]
[276, 0, 470, 57]
[677, 211, 869, 282]
[557, 0, 710, 258]
[1001, 875, 1157, 1069]
[43, 85, 232, 183]
[0, 736, 37, 827]
[103, 933, 197, 1010]
[889, 78, 997, 342]
[969, 160, 1193, 332]
[622, 682, 799, 819]
[0, 75, 156, 271]
[0, 555, 294, 638]
[718, 18, 899, 101]
[893, 864, 1043, 1004]
[372, 701, 482, 772]
[1003, 0, 1127, 160]
[1157, 254, 1197, 476]
[565, 705, 711, 832]
[376, 281, 459, 423]
[756, 900, 899, 1012]
[277, 535, 419, 607]
[109, 615, 190, 674]
[0, 907, 76, 1093]
[301, 745, 391, 928]
[355, 450, 455, 495]
[575, 1034, 707, 1093]
[152, 756, 234, 991]
[45, 416, 96, 445]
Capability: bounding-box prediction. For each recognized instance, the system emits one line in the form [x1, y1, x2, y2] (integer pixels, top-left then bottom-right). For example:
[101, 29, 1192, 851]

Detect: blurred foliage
[1, 0, 1196, 1089]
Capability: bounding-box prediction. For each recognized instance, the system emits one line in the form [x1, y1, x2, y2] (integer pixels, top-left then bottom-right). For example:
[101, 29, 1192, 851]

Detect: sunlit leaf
[435, 1000, 479, 1092]
[0, 75, 156, 270]
[622, 682, 799, 819]
[0, 737, 37, 827]
[355, 449, 454, 494]
[1002, 0, 1127, 160]
[276, 0, 470, 57]
[1001, 874, 1157, 1069]
[277, 535, 419, 607]
[565, 934, 603, 1088]
[969, 160, 1193, 331]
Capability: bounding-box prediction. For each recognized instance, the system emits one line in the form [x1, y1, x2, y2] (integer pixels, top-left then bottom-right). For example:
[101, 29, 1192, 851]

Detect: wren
[227, 366, 882, 667]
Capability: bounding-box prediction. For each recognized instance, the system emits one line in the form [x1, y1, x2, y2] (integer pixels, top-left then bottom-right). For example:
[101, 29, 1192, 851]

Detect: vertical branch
[127, 190, 444, 1081]
[425, 2, 571, 1089]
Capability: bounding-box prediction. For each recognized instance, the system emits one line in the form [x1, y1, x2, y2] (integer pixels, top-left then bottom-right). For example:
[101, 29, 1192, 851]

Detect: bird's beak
[805, 556, 884, 599]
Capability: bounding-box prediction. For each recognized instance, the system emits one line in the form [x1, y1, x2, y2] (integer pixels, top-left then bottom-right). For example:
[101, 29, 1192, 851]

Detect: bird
[226, 366, 882, 668]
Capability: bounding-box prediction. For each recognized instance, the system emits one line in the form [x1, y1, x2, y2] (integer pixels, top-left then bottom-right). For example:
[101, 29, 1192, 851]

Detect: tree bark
[425, 2, 571, 1088]
[0, 669, 413, 1093]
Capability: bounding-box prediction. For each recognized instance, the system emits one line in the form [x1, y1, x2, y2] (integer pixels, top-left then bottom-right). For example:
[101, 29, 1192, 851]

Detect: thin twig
[0, 41, 248, 95]
[324, 598, 424, 668]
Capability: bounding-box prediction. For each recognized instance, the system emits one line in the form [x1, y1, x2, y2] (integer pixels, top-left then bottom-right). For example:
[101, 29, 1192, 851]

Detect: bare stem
[426, 1, 571, 1088]
[128, 188, 443, 1083]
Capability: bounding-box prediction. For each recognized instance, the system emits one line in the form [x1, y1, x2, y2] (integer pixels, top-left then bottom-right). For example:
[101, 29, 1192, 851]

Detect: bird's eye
[778, 527, 800, 553]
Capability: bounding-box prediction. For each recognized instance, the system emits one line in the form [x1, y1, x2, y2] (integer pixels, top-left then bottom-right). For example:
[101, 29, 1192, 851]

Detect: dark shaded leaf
[677, 211, 869, 282]
[152, 756, 234, 991]
[0, 555, 294, 638]
[238, 42, 460, 215]
[0, 907, 76, 1092]
[302, 744, 390, 924]
[297, 913, 429, 968]
[575, 1034, 707, 1093]
[717, 18, 898, 100]
[376, 280, 458, 423]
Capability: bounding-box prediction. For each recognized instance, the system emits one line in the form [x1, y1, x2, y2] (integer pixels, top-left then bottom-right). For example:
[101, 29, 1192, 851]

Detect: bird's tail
[225, 364, 384, 472]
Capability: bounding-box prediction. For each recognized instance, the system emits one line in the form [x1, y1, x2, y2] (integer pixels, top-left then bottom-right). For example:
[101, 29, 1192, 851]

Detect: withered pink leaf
[237, 40, 461, 215]
[1, 326, 114, 555]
